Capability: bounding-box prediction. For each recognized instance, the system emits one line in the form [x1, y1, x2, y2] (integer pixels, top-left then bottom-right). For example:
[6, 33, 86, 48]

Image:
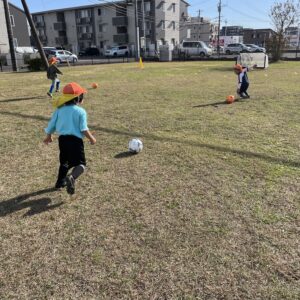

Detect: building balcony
[54, 22, 66, 31]
[76, 17, 92, 24]
[79, 33, 93, 40]
[55, 37, 68, 45]
[35, 21, 45, 28]
[113, 34, 128, 44]
[112, 16, 128, 26]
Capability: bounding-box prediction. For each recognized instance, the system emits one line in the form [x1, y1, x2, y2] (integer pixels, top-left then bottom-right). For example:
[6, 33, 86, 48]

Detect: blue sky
[11, 0, 276, 29]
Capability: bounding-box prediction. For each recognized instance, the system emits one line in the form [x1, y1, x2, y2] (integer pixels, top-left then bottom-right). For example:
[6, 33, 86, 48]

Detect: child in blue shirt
[44, 82, 96, 194]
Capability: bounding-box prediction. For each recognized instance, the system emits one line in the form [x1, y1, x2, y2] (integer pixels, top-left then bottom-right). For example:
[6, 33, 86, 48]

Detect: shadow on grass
[115, 151, 137, 159]
[0, 96, 44, 103]
[0, 110, 299, 168]
[0, 187, 63, 217]
[193, 99, 246, 108]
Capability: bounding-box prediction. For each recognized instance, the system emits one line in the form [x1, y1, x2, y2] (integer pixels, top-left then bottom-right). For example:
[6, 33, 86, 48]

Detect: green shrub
[28, 58, 45, 71]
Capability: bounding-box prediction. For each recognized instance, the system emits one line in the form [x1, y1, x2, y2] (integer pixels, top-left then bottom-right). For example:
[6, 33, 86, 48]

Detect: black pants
[56, 135, 86, 184]
[240, 82, 249, 96]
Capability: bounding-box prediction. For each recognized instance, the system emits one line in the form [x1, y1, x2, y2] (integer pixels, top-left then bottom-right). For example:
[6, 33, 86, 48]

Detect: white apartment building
[184, 17, 218, 46]
[32, 0, 189, 55]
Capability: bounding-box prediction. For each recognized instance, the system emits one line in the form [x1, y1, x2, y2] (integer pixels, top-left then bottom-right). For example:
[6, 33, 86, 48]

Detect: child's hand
[89, 137, 96, 145]
[43, 135, 53, 145]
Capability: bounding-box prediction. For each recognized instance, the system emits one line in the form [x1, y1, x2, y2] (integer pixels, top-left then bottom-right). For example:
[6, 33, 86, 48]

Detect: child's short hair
[65, 94, 84, 106]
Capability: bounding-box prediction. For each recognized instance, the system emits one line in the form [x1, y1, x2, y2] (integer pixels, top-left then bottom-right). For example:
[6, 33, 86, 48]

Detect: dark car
[79, 47, 100, 57]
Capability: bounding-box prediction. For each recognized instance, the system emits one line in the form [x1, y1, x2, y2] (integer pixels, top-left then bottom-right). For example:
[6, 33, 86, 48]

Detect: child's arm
[43, 110, 58, 145]
[83, 130, 96, 145]
[55, 65, 63, 75]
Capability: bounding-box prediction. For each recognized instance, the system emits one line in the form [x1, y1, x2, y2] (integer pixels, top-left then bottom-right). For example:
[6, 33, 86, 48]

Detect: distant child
[47, 57, 63, 98]
[234, 64, 251, 99]
[43, 82, 96, 195]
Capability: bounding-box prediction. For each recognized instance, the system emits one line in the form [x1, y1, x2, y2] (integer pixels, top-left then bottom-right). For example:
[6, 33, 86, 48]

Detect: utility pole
[197, 9, 201, 40]
[217, 0, 221, 56]
[134, 0, 140, 60]
[3, 0, 17, 71]
[296, 23, 300, 59]
[141, 0, 146, 55]
[20, 0, 48, 68]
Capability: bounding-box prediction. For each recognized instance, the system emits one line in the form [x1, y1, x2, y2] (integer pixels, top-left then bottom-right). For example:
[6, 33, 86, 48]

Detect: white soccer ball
[128, 138, 143, 153]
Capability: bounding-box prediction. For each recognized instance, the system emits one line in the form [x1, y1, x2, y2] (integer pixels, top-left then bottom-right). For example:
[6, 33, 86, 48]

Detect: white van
[179, 41, 213, 57]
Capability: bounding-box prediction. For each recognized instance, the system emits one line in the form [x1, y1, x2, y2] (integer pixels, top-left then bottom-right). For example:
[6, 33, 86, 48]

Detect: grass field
[0, 61, 299, 299]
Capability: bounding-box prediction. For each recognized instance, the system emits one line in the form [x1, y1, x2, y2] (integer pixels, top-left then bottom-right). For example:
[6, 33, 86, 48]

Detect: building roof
[33, 0, 190, 14]
[9, 2, 25, 13]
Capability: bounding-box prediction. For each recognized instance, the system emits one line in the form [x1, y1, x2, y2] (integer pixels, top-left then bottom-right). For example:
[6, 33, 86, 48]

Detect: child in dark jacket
[43, 82, 96, 195]
[47, 57, 63, 98]
[234, 64, 250, 99]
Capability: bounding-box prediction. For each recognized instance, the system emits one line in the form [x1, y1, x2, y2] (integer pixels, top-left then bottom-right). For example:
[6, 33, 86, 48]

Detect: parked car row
[224, 43, 266, 54]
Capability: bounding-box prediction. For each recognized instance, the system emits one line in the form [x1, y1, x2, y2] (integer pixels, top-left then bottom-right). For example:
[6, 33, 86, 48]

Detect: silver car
[224, 43, 251, 54]
[49, 50, 78, 63]
[105, 45, 129, 57]
[245, 44, 266, 53]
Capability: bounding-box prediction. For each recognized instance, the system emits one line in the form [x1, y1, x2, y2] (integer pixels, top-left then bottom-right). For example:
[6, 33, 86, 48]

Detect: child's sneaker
[66, 175, 75, 195]
[55, 179, 67, 189]
[47, 92, 53, 98]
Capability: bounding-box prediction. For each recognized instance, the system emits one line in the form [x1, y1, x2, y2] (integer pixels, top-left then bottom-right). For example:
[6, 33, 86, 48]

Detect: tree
[269, 0, 300, 61]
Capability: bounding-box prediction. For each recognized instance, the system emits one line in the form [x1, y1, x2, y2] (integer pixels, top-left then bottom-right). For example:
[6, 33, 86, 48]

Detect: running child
[47, 57, 63, 98]
[43, 82, 96, 195]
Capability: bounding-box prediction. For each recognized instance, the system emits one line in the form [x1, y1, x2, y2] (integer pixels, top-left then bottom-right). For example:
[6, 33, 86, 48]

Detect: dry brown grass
[0, 61, 299, 299]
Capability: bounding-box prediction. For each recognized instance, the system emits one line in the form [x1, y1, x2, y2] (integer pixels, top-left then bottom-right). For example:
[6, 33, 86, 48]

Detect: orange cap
[48, 57, 58, 64]
[52, 82, 87, 108]
[63, 82, 87, 96]
[234, 64, 243, 71]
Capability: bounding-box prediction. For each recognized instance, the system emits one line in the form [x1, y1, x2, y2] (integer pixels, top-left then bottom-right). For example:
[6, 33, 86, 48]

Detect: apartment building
[285, 26, 300, 48]
[184, 17, 218, 46]
[32, 0, 189, 55]
[243, 28, 275, 47]
[0, 1, 30, 54]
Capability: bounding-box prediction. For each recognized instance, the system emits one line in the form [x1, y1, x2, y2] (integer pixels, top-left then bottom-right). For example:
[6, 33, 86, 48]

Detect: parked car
[105, 45, 129, 57]
[48, 49, 78, 63]
[42, 47, 57, 58]
[224, 43, 251, 54]
[179, 40, 213, 57]
[245, 44, 266, 53]
[79, 47, 100, 57]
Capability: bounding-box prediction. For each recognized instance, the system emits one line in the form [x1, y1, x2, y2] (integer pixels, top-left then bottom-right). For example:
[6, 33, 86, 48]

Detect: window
[99, 24, 103, 32]
[172, 21, 175, 30]
[57, 12, 65, 22]
[172, 3, 176, 12]
[145, 2, 150, 12]
[98, 9, 101, 16]
[117, 26, 127, 34]
[161, 21, 165, 30]
[100, 41, 104, 48]
[10, 15, 15, 27]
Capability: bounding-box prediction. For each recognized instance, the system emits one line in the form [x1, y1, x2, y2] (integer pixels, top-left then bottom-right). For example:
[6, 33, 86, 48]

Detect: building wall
[9, 4, 30, 47]
[32, 0, 189, 54]
[243, 29, 274, 47]
[179, 0, 188, 42]
[185, 17, 218, 45]
[0, 0, 9, 54]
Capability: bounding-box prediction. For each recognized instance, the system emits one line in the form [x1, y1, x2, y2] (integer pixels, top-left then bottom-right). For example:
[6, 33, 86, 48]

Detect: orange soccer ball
[226, 95, 235, 104]
[91, 82, 98, 89]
